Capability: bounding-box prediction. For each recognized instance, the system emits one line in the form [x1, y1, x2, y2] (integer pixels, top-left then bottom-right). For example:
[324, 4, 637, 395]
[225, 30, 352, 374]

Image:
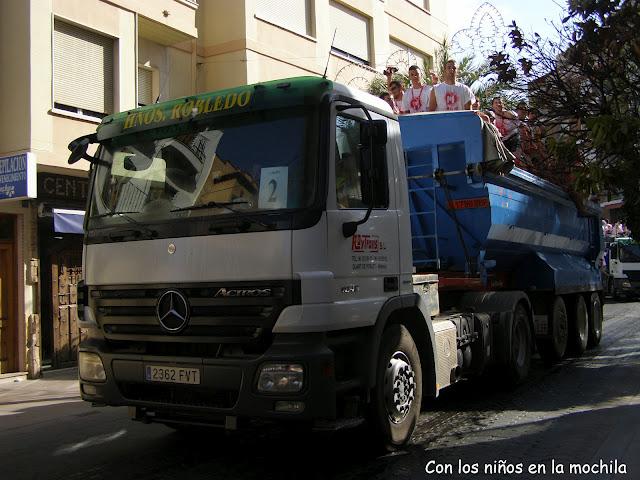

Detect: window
[389, 38, 432, 71]
[329, 1, 370, 64]
[138, 67, 153, 107]
[335, 115, 388, 209]
[53, 19, 114, 117]
[407, 0, 430, 11]
[255, 0, 313, 36]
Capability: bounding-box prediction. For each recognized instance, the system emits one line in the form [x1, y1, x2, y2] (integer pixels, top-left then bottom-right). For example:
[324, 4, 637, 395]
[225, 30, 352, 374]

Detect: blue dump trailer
[399, 111, 603, 360]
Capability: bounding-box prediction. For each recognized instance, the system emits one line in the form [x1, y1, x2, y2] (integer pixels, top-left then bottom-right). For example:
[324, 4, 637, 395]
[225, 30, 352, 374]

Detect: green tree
[489, 0, 640, 232]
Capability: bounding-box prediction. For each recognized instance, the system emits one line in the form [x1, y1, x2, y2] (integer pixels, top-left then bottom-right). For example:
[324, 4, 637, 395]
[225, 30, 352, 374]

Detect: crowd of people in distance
[378, 60, 547, 174]
[602, 219, 631, 238]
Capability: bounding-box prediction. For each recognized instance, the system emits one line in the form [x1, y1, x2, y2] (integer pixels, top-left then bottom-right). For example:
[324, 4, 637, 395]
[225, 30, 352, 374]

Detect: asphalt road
[1, 301, 639, 480]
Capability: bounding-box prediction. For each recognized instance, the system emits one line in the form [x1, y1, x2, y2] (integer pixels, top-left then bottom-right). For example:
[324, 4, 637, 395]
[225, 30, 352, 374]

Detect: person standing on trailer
[429, 59, 474, 111]
[401, 65, 431, 114]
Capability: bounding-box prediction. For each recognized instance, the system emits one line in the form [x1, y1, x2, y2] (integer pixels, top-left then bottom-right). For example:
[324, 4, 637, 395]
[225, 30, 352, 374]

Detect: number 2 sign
[258, 167, 288, 209]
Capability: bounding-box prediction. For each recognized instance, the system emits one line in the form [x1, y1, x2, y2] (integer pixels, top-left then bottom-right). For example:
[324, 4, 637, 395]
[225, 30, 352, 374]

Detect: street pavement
[1, 301, 639, 480]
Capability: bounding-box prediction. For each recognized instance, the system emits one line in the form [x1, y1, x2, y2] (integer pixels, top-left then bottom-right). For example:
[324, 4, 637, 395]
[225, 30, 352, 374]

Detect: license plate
[145, 365, 201, 385]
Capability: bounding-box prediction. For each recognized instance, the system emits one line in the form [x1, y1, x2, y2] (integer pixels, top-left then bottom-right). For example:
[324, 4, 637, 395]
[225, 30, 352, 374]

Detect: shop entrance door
[51, 247, 83, 368]
[0, 238, 16, 373]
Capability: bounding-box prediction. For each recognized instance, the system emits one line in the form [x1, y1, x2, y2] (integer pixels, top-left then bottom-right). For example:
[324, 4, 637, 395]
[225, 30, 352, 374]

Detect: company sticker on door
[351, 234, 388, 271]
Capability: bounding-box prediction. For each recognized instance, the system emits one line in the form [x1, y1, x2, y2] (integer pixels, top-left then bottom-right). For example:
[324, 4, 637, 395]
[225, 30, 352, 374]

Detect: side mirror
[68, 133, 98, 164]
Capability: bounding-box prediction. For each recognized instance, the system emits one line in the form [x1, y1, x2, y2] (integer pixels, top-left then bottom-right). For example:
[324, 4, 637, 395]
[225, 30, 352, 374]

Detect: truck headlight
[79, 352, 106, 382]
[623, 280, 632, 288]
[257, 363, 304, 393]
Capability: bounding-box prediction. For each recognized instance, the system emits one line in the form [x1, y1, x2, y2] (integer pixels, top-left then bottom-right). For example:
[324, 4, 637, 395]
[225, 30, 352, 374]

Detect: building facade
[0, 0, 447, 376]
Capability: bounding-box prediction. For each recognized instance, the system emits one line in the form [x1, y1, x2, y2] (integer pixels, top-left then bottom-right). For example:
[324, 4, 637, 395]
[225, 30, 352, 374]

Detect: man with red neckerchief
[429, 59, 474, 112]
[400, 65, 431, 114]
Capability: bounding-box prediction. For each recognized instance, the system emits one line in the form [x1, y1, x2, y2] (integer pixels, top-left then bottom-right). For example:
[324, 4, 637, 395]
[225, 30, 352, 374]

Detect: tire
[508, 303, 532, 385]
[568, 295, 588, 355]
[538, 296, 568, 362]
[587, 292, 603, 347]
[370, 324, 422, 451]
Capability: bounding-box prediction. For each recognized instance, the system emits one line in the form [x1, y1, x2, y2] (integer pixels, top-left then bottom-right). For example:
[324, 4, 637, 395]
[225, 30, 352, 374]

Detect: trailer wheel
[508, 303, 532, 385]
[538, 296, 568, 362]
[587, 292, 603, 347]
[370, 324, 422, 451]
[569, 295, 588, 355]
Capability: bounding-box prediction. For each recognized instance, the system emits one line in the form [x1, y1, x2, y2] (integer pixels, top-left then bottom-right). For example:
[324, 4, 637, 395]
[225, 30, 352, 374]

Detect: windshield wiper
[91, 210, 158, 239]
[91, 211, 141, 219]
[171, 200, 276, 230]
[171, 200, 249, 213]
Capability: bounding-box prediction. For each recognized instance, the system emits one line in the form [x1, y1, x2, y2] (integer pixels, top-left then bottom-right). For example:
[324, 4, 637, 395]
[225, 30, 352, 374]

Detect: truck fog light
[257, 363, 304, 393]
[79, 352, 106, 382]
[275, 401, 305, 413]
[82, 384, 98, 396]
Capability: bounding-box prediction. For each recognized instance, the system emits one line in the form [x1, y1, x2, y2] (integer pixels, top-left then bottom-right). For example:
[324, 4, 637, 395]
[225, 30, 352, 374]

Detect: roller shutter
[53, 19, 114, 115]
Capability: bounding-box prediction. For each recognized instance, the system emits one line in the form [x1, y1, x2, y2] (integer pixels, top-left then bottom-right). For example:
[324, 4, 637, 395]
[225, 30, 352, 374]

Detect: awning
[53, 208, 85, 234]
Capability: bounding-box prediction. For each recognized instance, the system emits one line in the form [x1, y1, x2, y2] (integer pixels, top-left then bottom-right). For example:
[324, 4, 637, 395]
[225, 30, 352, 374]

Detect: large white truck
[603, 237, 640, 299]
[69, 77, 604, 449]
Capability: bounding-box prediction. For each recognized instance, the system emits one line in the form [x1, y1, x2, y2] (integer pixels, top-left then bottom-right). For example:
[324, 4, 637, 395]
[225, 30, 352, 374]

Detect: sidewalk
[0, 367, 80, 406]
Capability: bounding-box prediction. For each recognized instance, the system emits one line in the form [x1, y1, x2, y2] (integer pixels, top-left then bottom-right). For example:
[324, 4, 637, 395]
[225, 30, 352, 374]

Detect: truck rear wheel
[508, 303, 532, 384]
[568, 295, 588, 355]
[370, 324, 422, 451]
[538, 296, 568, 362]
[587, 292, 603, 347]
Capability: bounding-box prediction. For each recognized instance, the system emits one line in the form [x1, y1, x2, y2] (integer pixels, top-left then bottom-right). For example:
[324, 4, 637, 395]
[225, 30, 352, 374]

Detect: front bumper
[614, 278, 640, 294]
[79, 333, 338, 423]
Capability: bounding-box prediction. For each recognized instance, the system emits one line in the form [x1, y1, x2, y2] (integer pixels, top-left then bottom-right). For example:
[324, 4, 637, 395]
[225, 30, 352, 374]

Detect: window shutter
[53, 19, 114, 115]
[255, 0, 311, 36]
[138, 67, 153, 106]
[329, 2, 370, 62]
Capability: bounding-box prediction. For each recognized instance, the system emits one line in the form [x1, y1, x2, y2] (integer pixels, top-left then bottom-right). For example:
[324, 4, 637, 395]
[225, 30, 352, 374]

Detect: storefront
[37, 171, 88, 368]
[0, 153, 37, 375]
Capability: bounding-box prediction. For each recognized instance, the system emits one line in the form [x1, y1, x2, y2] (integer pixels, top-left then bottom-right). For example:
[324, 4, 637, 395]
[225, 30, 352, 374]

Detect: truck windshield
[88, 109, 316, 233]
[619, 243, 640, 262]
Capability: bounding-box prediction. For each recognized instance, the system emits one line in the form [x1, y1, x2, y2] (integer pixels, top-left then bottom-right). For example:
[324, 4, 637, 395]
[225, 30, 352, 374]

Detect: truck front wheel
[370, 324, 422, 451]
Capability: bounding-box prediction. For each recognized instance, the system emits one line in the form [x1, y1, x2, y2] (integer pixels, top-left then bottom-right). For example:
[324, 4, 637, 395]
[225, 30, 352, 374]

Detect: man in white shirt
[400, 65, 431, 114]
[429, 59, 474, 111]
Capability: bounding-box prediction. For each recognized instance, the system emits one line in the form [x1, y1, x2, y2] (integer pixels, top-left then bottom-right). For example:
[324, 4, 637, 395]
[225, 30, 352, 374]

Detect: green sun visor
[96, 77, 333, 142]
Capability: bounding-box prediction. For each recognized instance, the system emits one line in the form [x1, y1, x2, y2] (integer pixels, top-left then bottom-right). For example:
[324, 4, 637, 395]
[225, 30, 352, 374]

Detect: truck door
[326, 105, 400, 325]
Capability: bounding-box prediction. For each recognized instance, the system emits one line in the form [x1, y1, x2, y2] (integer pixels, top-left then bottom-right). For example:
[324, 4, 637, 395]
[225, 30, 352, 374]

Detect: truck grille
[623, 270, 640, 282]
[118, 382, 238, 409]
[91, 281, 300, 347]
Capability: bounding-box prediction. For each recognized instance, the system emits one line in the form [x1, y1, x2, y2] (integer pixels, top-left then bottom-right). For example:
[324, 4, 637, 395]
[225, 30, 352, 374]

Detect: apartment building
[0, 0, 446, 377]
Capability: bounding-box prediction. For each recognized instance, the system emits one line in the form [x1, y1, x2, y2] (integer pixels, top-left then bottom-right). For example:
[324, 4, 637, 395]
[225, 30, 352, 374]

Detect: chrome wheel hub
[384, 351, 416, 424]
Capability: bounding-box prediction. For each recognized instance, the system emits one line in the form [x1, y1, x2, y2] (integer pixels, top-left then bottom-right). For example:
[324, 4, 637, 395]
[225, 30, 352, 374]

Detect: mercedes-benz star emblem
[156, 290, 190, 333]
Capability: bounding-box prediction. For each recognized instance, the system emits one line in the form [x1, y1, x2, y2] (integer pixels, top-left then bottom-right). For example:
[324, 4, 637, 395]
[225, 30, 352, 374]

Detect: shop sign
[0, 152, 37, 201]
[37, 173, 89, 204]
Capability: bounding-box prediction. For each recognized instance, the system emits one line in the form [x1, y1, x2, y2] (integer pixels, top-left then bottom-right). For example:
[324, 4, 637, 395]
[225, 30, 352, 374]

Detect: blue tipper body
[398, 111, 602, 294]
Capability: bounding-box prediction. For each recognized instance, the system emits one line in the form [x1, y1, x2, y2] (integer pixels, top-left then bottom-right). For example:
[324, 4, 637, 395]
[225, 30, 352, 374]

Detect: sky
[447, 0, 567, 44]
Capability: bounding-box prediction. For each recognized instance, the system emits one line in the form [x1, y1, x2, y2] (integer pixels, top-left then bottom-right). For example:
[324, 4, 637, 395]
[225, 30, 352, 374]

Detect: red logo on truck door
[352, 234, 384, 252]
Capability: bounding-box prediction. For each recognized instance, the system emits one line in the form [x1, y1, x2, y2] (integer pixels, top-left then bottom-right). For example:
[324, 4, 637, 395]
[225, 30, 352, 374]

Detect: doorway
[0, 215, 17, 373]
